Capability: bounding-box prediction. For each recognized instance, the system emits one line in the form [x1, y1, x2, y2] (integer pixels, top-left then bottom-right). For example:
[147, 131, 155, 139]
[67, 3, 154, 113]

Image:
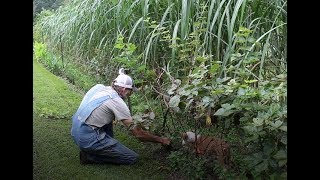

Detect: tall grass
[35, 0, 286, 76]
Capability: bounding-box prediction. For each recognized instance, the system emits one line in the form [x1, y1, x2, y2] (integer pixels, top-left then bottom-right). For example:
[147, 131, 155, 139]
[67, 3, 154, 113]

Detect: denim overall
[71, 84, 138, 165]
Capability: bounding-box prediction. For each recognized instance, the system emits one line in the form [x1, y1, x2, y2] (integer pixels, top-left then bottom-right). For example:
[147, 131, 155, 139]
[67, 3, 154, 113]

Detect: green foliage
[132, 110, 156, 130]
[34, 40, 97, 92]
[34, 41, 47, 61]
[216, 78, 287, 178]
[34, 0, 63, 18]
[168, 151, 207, 179]
[162, 25, 286, 178]
[63, 63, 97, 92]
[34, 41, 64, 75]
[168, 149, 242, 179]
[33, 58, 83, 119]
[113, 34, 156, 87]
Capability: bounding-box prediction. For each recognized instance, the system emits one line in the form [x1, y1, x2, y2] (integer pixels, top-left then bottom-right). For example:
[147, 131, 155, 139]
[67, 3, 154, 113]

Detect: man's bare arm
[122, 118, 170, 145]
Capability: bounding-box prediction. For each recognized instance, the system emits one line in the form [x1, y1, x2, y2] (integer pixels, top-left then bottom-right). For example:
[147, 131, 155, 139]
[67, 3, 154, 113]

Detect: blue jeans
[71, 118, 138, 165]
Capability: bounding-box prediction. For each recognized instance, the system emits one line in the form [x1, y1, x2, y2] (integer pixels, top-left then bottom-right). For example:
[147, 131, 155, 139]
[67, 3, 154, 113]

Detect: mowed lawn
[33, 59, 170, 180]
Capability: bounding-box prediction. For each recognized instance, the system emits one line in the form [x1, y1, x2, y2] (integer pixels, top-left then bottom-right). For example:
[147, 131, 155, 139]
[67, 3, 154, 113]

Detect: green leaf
[179, 89, 191, 96]
[239, 116, 249, 122]
[169, 95, 180, 108]
[185, 99, 194, 109]
[196, 56, 206, 63]
[269, 120, 283, 129]
[236, 36, 246, 43]
[216, 77, 229, 83]
[174, 79, 181, 86]
[243, 125, 257, 133]
[280, 135, 287, 145]
[214, 108, 225, 116]
[252, 152, 263, 160]
[137, 65, 146, 72]
[114, 43, 125, 49]
[167, 84, 178, 95]
[276, 74, 286, 79]
[243, 155, 260, 167]
[211, 89, 224, 95]
[244, 79, 258, 84]
[273, 150, 287, 160]
[126, 43, 136, 52]
[279, 125, 287, 132]
[253, 118, 263, 126]
[214, 108, 234, 116]
[221, 103, 235, 110]
[263, 143, 274, 156]
[202, 96, 210, 105]
[149, 112, 155, 119]
[255, 160, 268, 173]
[223, 110, 235, 117]
[278, 159, 287, 167]
[237, 87, 246, 96]
[268, 159, 278, 169]
[209, 63, 220, 74]
[248, 36, 256, 43]
[244, 134, 259, 142]
[132, 114, 143, 122]
[191, 90, 198, 96]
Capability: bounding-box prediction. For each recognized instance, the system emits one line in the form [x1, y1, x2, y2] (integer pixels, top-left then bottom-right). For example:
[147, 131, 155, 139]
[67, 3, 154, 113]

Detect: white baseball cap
[113, 68, 138, 91]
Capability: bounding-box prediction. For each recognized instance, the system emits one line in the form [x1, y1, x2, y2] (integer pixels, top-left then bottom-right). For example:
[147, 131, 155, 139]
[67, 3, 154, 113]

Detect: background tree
[33, 0, 63, 19]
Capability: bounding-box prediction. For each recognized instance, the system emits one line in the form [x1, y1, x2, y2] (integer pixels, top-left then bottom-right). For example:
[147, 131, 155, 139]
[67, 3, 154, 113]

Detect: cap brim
[132, 87, 138, 92]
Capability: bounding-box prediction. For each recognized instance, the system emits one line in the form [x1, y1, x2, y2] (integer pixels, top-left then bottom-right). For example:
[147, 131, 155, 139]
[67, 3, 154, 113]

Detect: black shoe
[80, 151, 92, 165]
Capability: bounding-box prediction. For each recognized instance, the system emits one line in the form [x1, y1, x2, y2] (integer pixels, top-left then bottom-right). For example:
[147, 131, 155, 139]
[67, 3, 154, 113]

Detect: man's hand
[161, 137, 171, 145]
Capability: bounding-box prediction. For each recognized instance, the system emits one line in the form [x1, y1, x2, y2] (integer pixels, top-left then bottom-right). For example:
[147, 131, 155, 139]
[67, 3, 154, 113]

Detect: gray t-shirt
[85, 86, 131, 128]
